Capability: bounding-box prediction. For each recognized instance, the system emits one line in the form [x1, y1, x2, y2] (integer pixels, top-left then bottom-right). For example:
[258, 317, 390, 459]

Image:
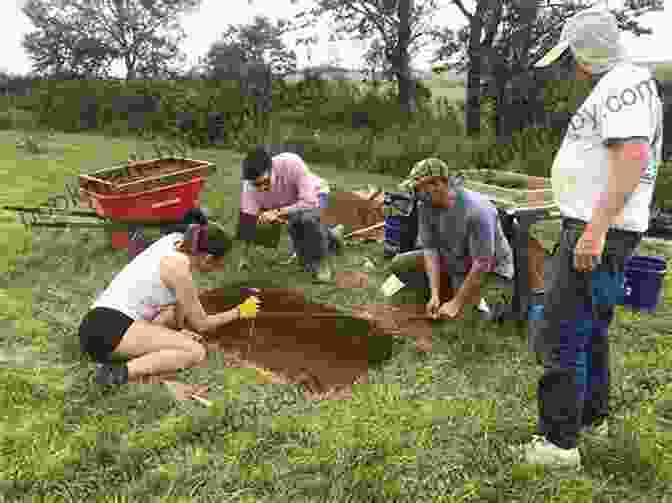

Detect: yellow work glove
[238, 296, 261, 319]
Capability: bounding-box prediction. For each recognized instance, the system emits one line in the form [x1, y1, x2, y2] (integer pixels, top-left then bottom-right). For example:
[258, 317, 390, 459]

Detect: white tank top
[91, 233, 185, 321]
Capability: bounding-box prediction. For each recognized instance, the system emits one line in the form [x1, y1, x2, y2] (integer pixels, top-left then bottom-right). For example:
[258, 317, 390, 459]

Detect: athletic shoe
[518, 435, 582, 469]
[95, 363, 129, 386]
[476, 298, 490, 313]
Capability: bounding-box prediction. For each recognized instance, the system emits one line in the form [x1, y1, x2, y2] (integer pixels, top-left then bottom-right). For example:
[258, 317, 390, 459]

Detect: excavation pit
[197, 285, 397, 398]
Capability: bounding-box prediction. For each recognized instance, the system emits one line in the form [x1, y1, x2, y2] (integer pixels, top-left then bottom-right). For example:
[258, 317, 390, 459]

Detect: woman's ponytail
[180, 207, 233, 258]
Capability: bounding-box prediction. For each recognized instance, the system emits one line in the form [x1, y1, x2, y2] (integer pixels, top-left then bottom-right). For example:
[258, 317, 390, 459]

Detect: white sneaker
[519, 435, 582, 469]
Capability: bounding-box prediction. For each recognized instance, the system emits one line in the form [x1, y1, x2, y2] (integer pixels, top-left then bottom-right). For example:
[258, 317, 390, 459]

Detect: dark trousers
[537, 217, 641, 449]
[286, 208, 337, 272]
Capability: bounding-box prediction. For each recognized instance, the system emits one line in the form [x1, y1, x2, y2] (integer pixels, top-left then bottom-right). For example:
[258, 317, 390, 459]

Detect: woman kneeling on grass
[78, 208, 261, 386]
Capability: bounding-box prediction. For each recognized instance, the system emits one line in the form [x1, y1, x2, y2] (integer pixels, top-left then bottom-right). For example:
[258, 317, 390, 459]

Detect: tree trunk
[494, 71, 508, 139]
[125, 55, 136, 80]
[465, 11, 484, 136]
[493, 1, 538, 137]
[396, 0, 416, 115]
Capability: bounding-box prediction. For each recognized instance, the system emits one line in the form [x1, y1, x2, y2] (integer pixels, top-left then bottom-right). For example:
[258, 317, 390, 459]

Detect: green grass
[424, 78, 466, 104]
[653, 63, 672, 83]
[337, 78, 466, 104]
[2, 129, 672, 501]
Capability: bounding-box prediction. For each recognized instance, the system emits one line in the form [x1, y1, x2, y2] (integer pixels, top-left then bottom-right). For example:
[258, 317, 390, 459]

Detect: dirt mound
[197, 287, 395, 399]
[334, 271, 370, 289]
[321, 190, 385, 242]
[351, 303, 435, 352]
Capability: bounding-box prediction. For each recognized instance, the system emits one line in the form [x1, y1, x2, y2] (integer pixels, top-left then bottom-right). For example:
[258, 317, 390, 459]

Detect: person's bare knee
[114, 321, 201, 358]
[152, 308, 177, 328]
[191, 342, 207, 365]
[177, 331, 207, 365]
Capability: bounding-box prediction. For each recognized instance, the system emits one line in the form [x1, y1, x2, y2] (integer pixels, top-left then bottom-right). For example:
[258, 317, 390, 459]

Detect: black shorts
[79, 307, 134, 362]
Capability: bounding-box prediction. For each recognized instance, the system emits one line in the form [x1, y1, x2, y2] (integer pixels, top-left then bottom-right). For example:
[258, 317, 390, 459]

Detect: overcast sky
[1, 0, 669, 76]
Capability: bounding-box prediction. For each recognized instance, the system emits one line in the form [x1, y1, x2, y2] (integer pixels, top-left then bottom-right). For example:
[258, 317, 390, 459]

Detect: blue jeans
[285, 208, 338, 272]
[537, 218, 641, 449]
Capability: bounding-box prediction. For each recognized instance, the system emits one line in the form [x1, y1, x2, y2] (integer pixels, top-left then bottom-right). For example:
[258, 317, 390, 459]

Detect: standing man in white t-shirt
[517, 9, 663, 469]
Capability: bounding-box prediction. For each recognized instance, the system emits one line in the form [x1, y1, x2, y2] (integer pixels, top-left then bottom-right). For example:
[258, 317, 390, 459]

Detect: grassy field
[425, 78, 466, 104]
[2, 129, 672, 501]
[344, 77, 466, 104]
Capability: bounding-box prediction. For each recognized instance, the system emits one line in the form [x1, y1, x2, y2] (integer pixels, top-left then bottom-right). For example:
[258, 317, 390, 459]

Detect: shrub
[104, 119, 131, 138]
[0, 111, 12, 130]
[0, 108, 38, 131]
[653, 161, 672, 210]
[20, 79, 261, 148]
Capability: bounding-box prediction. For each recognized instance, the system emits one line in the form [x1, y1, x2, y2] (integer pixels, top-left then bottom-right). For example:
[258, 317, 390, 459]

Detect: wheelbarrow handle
[1, 205, 102, 218]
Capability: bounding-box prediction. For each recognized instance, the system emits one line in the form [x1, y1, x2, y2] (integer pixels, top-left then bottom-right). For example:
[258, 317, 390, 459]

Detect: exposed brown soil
[274, 188, 385, 242]
[321, 190, 385, 242]
[334, 271, 370, 289]
[126, 288, 440, 401]
[196, 287, 395, 400]
[350, 303, 436, 353]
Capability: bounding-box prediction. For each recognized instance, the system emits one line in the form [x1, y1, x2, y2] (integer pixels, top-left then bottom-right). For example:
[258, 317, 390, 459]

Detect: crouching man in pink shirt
[236, 146, 344, 282]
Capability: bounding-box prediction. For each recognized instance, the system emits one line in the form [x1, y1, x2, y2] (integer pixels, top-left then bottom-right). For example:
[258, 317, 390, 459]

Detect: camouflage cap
[398, 158, 450, 192]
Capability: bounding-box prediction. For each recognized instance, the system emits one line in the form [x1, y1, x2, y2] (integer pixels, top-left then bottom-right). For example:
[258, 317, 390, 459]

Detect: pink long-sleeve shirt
[238, 152, 326, 230]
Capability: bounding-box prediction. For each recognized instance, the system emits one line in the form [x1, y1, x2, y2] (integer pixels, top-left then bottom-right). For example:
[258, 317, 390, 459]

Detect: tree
[202, 16, 299, 147]
[299, 0, 441, 115]
[22, 0, 201, 80]
[434, 0, 664, 136]
[202, 15, 297, 79]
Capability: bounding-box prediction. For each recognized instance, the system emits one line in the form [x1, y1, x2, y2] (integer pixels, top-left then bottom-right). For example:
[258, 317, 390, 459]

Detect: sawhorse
[494, 205, 561, 325]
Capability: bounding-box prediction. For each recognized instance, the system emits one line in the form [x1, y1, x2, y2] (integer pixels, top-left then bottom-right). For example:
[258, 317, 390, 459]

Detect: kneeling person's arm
[418, 207, 442, 299]
[455, 214, 498, 306]
[454, 267, 486, 307]
[160, 257, 239, 333]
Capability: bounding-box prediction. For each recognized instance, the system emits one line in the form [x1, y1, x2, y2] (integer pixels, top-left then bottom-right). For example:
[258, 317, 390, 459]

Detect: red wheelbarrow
[4, 157, 218, 260]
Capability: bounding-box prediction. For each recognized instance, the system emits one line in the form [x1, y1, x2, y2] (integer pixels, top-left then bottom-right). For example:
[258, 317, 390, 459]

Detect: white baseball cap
[534, 9, 626, 73]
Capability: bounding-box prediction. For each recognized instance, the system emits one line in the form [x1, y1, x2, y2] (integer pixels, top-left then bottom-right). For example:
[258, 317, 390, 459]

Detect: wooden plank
[115, 164, 213, 191]
[344, 222, 385, 239]
[78, 173, 114, 188]
[81, 158, 214, 192]
[1, 205, 101, 217]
